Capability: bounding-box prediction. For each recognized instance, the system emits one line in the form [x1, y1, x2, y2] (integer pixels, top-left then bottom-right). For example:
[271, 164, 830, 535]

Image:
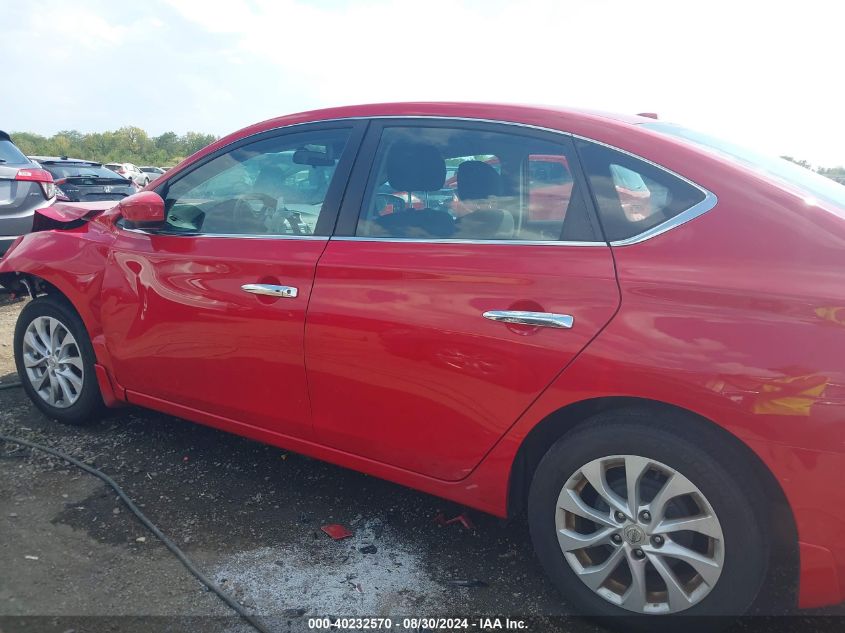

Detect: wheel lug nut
[614, 511, 626, 522]
[634, 548, 645, 559]
[611, 534, 623, 544]
[639, 510, 651, 523]
[651, 535, 664, 547]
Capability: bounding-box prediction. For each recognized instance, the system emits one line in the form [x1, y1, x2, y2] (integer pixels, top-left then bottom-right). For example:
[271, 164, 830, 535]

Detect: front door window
[159, 129, 352, 236]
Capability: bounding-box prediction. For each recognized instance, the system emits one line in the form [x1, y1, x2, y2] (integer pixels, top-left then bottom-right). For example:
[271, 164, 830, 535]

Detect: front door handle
[483, 310, 574, 329]
[241, 283, 298, 298]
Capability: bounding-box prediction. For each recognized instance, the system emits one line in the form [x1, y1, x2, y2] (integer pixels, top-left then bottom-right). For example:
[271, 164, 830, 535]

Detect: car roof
[228, 102, 646, 140]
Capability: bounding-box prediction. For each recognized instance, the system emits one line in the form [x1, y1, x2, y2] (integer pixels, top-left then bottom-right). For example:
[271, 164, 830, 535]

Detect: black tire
[528, 408, 769, 623]
[13, 295, 103, 425]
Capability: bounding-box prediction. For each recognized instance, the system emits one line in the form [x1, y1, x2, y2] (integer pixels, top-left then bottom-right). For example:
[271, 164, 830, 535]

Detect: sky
[2, 0, 844, 167]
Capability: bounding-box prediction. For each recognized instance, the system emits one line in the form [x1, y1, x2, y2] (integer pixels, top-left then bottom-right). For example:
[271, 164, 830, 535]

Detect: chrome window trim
[151, 115, 718, 247]
[330, 236, 606, 247]
[606, 191, 718, 246]
[118, 226, 328, 241]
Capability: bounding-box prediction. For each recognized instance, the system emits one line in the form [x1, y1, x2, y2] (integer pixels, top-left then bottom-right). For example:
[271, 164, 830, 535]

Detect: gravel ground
[0, 298, 842, 633]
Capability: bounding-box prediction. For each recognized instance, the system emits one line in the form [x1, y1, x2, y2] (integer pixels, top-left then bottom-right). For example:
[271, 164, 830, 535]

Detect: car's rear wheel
[528, 410, 769, 619]
[13, 296, 103, 425]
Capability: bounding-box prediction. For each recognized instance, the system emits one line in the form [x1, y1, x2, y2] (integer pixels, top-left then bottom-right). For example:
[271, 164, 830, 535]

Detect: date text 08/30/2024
[307, 617, 528, 630]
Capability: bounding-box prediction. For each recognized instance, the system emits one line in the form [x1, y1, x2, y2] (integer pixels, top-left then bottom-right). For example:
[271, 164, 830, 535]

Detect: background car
[104, 162, 148, 186]
[0, 131, 56, 256]
[2, 103, 845, 621]
[140, 165, 166, 182]
[30, 157, 137, 202]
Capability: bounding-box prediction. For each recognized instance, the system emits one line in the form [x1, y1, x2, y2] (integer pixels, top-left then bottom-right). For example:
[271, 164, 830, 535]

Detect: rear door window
[527, 154, 575, 223]
[355, 124, 597, 242]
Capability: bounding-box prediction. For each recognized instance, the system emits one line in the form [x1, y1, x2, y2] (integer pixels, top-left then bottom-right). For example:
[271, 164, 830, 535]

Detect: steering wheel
[231, 193, 281, 234]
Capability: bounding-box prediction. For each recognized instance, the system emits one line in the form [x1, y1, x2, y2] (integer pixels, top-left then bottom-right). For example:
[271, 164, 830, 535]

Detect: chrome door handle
[241, 283, 298, 298]
[483, 310, 574, 329]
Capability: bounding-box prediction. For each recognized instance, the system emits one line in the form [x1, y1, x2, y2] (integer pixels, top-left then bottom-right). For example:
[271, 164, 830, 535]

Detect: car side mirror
[119, 191, 166, 225]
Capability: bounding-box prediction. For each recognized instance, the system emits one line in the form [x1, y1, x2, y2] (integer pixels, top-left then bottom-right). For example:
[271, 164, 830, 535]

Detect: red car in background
[442, 154, 654, 222]
[1, 102, 844, 620]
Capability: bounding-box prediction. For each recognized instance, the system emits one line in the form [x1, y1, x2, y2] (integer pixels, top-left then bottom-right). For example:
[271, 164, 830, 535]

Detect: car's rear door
[100, 122, 365, 438]
[305, 119, 620, 480]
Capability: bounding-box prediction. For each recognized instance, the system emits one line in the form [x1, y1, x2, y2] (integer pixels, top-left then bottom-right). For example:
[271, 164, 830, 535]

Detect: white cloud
[2, 0, 844, 166]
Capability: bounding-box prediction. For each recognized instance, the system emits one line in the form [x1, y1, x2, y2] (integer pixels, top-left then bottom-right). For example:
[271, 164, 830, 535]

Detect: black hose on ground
[0, 432, 274, 633]
[0, 381, 23, 390]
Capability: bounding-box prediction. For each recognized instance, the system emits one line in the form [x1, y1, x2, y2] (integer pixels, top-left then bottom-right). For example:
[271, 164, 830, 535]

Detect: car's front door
[306, 120, 620, 480]
[100, 122, 364, 438]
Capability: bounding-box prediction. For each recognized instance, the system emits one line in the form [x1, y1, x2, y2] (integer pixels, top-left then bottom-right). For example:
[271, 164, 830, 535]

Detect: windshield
[44, 163, 130, 180]
[643, 122, 845, 214]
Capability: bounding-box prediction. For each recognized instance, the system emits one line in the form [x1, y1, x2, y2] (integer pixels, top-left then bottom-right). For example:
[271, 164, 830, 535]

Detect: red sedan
[1, 102, 844, 618]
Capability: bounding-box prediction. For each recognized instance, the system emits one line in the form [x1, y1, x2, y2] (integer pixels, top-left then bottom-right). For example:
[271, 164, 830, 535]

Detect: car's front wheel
[13, 295, 103, 425]
[528, 410, 770, 619]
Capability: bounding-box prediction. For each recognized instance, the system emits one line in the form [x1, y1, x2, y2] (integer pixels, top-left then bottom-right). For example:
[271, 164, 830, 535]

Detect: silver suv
[0, 131, 56, 256]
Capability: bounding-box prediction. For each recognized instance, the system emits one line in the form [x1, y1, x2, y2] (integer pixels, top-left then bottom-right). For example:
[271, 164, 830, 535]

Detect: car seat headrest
[386, 143, 446, 192]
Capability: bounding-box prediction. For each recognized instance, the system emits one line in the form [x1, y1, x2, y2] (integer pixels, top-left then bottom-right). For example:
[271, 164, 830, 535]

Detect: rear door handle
[241, 283, 298, 298]
[483, 310, 574, 329]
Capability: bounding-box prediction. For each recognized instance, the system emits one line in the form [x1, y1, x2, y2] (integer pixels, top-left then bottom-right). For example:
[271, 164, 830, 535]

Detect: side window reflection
[356, 126, 596, 242]
[161, 130, 352, 236]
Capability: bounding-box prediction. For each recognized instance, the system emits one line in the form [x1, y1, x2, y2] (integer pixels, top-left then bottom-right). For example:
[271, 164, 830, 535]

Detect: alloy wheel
[21, 316, 85, 409]
[555, 454, 725, 614]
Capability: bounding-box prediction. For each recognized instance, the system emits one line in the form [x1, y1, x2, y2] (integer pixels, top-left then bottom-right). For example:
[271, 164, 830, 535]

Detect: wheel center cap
[624, 525, 645, 545]
[47, 357, 57, 369]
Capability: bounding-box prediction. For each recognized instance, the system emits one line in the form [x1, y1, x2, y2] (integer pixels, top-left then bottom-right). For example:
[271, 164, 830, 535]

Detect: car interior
[356, 127, 597, 242]
[140, 125, 701, 244]
[158, 135, 348, 236]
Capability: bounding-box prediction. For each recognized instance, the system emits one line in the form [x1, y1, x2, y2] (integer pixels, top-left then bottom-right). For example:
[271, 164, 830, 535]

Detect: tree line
[9, 127, 219, 167]
[780, 156, 845, 184]
[8, 128, 845, 184]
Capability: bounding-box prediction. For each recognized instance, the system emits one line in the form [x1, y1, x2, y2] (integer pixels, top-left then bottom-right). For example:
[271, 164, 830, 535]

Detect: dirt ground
[0, 299, 842, 633]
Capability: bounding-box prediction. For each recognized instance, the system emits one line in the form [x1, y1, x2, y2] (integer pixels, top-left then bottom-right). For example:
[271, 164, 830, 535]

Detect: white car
[140, 166, 167, 183]
[104, 162, 148, 186]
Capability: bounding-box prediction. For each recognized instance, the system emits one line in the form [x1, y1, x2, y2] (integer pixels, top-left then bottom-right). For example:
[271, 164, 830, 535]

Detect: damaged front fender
[31, 200, 119, 231]
[0, 200, 119, 298]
